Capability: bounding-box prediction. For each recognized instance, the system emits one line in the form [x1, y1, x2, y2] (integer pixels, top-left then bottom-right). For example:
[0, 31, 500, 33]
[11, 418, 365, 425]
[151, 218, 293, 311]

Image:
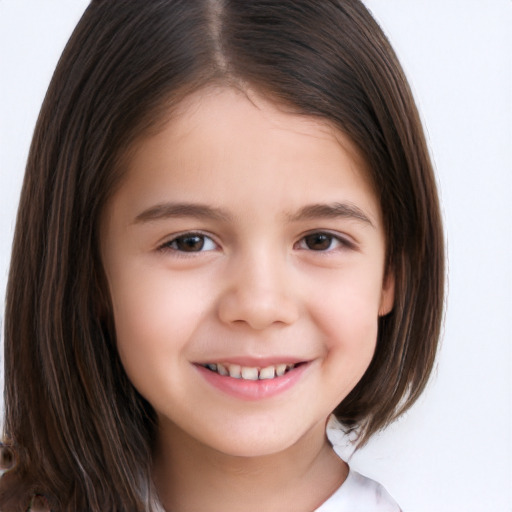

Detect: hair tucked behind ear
[1, 1, 443, 510]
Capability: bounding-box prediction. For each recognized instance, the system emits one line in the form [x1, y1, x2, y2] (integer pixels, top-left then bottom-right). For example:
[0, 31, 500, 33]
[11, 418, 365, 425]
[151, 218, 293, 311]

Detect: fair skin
[101, 87, 394, 512]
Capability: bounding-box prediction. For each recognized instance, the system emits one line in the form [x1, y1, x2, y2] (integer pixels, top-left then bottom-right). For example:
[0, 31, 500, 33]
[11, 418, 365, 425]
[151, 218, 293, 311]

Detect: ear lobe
[378, 271, 395, 316]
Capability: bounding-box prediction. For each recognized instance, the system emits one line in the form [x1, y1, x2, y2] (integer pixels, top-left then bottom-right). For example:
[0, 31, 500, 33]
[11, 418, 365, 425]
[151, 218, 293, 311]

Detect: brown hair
[1, 0, 444, 510]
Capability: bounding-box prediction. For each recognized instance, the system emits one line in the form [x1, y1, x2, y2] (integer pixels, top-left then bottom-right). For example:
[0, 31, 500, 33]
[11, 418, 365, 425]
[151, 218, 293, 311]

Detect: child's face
[101, 87, 394, 458]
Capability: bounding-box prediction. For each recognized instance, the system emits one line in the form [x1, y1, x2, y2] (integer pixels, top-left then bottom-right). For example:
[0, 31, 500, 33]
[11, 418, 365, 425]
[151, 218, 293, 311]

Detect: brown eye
[165, 233, 217, 253]
[303, 233, 335, 251]
[175, 235, 204, 252]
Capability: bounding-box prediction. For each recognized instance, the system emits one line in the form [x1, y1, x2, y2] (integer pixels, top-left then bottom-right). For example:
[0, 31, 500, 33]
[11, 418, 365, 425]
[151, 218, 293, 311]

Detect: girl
[0, 1, 444, 511]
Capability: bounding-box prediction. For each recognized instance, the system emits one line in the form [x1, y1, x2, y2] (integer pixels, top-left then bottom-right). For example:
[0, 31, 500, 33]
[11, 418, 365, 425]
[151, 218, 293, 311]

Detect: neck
[152, 420, 347, 512]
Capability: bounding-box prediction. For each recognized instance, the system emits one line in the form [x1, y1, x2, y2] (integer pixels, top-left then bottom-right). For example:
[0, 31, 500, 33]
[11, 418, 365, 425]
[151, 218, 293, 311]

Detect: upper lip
[194, 356, 310, 367]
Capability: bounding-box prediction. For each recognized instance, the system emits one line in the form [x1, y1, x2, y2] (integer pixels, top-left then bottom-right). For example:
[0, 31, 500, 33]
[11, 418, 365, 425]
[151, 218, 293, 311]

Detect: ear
[378, 271, 395, 316]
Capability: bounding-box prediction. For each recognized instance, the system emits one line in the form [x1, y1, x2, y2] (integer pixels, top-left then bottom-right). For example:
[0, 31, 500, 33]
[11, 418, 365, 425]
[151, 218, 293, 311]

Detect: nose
[217, 249, 300, 330]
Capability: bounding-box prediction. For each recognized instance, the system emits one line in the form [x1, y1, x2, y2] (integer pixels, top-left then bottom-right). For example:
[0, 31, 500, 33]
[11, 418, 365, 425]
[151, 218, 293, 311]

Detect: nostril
[217, 288, 299, 330]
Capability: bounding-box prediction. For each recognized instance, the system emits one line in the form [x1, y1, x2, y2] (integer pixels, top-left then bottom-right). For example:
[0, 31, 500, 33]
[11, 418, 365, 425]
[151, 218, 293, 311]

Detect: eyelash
[294, 231, 355, 252]
[158, 232, 218, 253]
[158, 230, 355, 255]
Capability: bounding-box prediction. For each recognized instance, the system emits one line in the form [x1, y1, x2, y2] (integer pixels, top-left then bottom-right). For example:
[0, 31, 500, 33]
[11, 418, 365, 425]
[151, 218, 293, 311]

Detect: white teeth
[228, 364, 241, 379]
[204, 362, 297, 380]
[241, 367, 259, 380]
[275, 364, 287, 377]
[259, 366, 276, 380]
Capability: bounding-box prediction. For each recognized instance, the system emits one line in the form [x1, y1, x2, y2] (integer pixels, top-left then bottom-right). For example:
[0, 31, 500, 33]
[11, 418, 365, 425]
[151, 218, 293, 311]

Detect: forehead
[188, 87, 365, 156]
[110, 86, 381, 226]
[130, 87, 372, 173]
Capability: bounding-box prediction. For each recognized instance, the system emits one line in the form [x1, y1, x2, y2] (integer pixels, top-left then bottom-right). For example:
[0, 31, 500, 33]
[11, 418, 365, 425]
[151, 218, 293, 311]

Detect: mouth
[199, 362, 306, 381]
[195, 359, 311, 400]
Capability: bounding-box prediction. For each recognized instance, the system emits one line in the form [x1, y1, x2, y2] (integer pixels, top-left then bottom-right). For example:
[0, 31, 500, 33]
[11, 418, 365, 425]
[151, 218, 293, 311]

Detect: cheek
[319, 300, 379, 404]
[108, 265, 209, 386]
[307, 267, 383, 380]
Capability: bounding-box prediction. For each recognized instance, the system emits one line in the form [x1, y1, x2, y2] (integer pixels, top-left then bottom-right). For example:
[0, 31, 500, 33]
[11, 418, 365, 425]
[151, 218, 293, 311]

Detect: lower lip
[195, 363, 310, 401]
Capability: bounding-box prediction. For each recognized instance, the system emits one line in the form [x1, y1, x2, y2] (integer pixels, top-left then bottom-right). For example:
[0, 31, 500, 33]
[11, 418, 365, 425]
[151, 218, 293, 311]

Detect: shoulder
[315, 468, 402, 512]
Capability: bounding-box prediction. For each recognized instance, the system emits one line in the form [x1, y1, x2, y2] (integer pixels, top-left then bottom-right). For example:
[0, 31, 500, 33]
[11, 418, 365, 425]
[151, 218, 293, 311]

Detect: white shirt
[314, 468, 402, 512]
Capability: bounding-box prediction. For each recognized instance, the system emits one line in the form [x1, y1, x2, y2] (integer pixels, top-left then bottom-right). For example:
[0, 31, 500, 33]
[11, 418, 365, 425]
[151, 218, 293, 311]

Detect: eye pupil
[305, 233, 332, 251]
[176, 235, 204, 252]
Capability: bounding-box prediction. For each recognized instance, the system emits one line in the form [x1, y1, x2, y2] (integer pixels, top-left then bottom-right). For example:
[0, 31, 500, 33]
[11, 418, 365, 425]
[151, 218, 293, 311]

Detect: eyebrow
[287, 202, 375, 227]
[133, 201, 374, 227]
[133, 202, 232, 224]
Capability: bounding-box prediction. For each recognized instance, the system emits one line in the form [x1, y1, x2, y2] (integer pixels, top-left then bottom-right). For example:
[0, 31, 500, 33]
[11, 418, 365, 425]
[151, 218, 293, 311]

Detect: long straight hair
[1, 1, 444, 510]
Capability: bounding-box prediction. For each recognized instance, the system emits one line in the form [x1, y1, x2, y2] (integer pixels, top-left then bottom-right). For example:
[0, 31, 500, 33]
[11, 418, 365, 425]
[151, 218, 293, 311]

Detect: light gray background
[1, 1, 511, 511]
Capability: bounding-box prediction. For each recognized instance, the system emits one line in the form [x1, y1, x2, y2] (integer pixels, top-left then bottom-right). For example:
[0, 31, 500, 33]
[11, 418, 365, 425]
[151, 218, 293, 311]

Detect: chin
[202, 422, 320, 460]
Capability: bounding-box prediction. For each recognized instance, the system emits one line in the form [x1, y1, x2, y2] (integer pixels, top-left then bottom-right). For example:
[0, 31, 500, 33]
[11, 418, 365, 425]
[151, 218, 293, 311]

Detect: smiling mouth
[200, 362, 304, 381]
